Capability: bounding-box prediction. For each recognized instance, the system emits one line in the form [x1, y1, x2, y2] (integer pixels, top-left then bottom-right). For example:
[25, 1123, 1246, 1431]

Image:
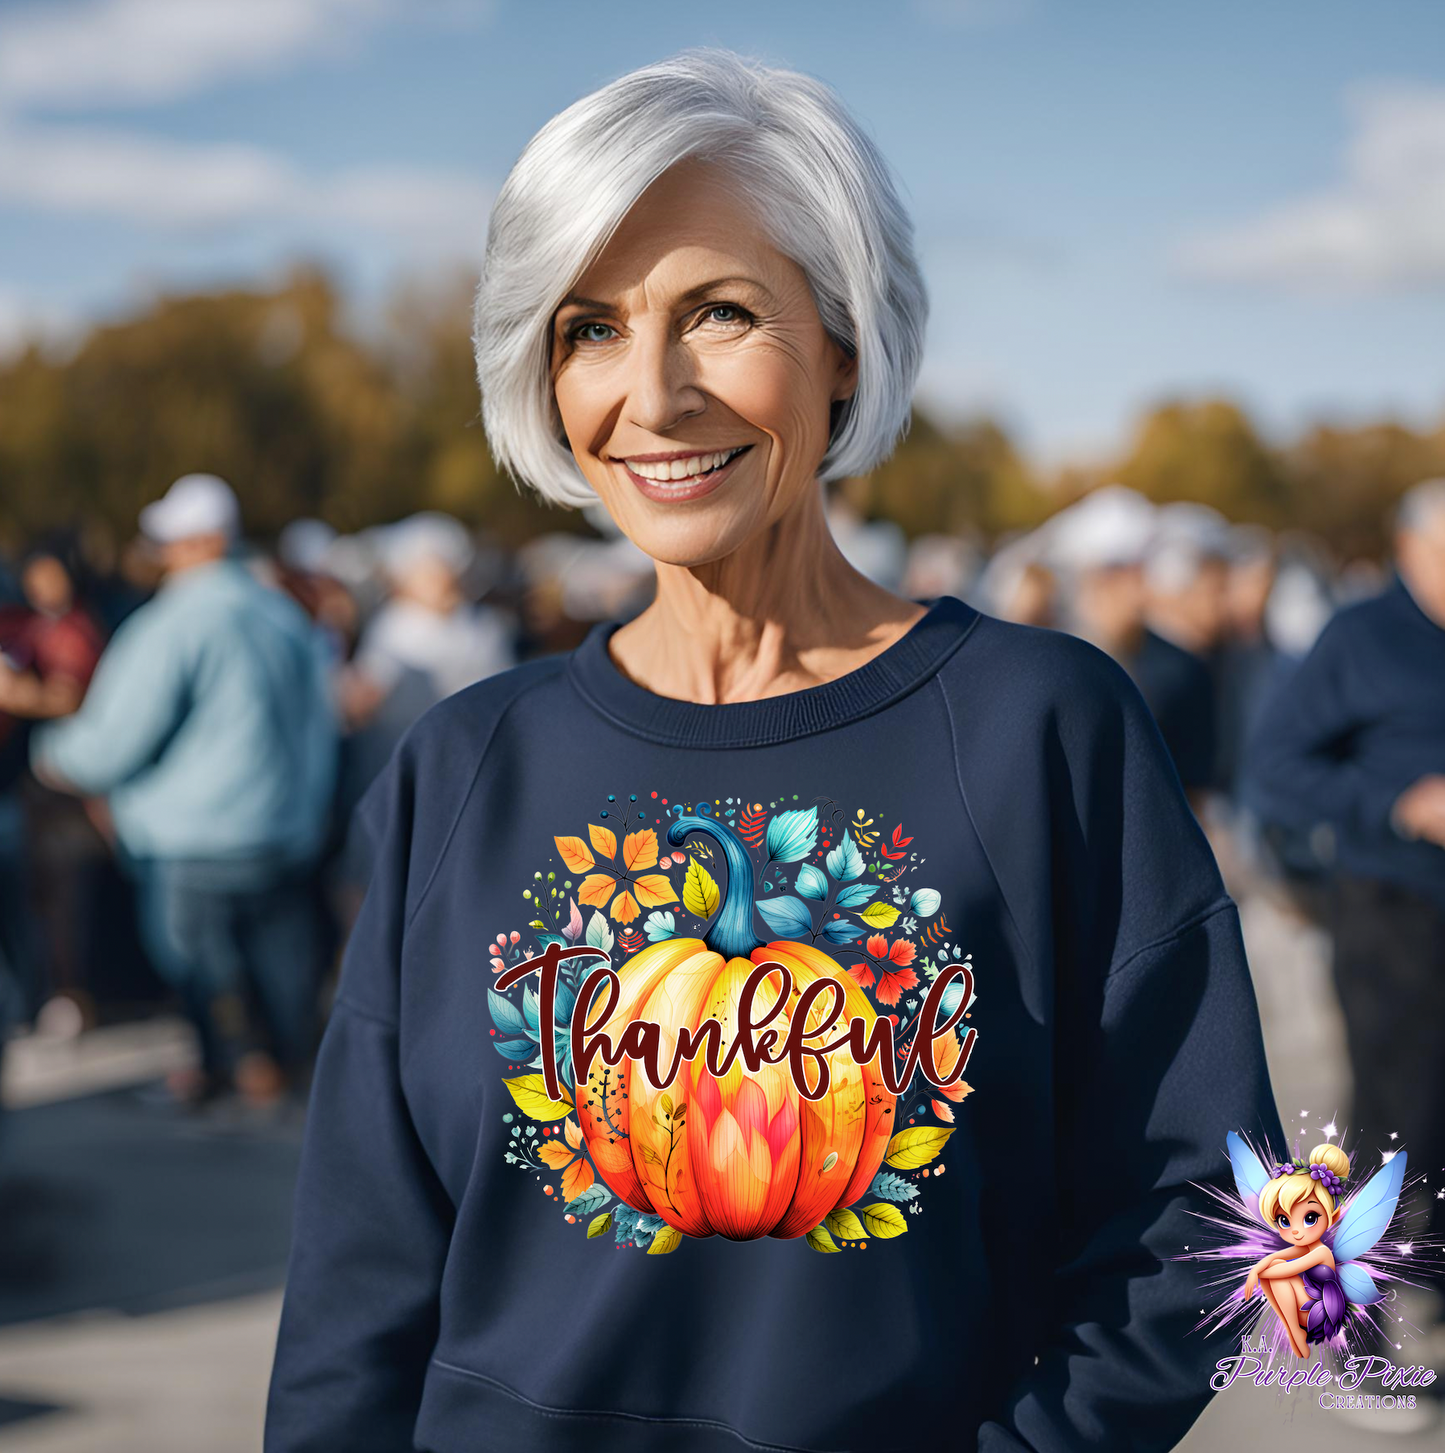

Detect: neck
[609, 483, 924, 705]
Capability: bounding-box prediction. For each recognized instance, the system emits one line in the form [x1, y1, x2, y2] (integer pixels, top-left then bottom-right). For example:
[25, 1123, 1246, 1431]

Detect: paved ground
[0, 888, 1439, 1451]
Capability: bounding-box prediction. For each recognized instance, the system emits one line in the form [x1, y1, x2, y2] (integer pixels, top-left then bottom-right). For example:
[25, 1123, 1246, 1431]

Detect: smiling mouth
[620, 445, 752, 485]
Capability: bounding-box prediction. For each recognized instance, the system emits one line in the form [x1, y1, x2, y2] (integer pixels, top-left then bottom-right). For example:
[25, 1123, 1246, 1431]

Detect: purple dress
[1299, 1261, 1348, 1343]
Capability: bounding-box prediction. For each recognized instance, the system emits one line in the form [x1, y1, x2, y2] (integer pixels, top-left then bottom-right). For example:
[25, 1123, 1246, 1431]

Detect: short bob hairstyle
[473, 46, 929, 510]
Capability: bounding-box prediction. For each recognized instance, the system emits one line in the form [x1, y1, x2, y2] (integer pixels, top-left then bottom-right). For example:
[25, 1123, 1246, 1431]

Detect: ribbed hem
[563, 595, 979, 748]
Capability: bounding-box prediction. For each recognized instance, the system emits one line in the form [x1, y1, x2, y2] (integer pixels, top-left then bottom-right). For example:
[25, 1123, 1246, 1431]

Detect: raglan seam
[933, 671, 1041, 984]
[404, 661, 566, 934]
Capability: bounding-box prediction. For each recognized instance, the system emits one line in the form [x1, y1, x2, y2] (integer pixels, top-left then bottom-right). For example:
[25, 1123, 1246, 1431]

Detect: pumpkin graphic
[576, 808, 898, 1240]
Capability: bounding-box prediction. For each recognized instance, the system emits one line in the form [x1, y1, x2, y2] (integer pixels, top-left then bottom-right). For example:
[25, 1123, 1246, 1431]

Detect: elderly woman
[266, 48, 1282, 1453]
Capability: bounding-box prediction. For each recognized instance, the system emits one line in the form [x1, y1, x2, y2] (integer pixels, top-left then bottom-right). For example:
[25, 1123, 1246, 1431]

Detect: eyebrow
[555, 275, 773, 313]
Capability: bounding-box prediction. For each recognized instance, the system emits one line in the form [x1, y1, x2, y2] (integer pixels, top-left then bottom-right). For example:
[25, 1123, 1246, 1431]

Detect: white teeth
[625, 447, 743, 482]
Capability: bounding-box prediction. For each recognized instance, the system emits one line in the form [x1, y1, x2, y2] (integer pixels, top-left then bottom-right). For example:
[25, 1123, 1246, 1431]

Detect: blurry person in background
[1245, 478, 1445, 1275]
[29, 474, 339, 1107]
[0, 532, 109, 1032]
[1143, 502, 1233, 664]
[1049, 484, 1217, 807]
[339, 511, 517, 804]
[975, 530, 1055, 627]
[273, 517, 361, 668]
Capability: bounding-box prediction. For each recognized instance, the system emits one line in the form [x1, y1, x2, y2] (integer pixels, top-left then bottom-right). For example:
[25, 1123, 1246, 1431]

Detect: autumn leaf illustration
[537, 1115, 595, 1203]
[554, 826, 679, 925]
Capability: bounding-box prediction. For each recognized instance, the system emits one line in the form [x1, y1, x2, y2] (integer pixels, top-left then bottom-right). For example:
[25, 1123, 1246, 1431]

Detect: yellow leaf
[861, 1202, 908, 1239]
[587, 1212, 612, 1239]
[561, 1157, 594, 1203]
[647, 1225, 683, 1255]
[554, 835, 594, 874]
[859, 901, 901, 928]
[588, 823, 617, 860]
[610, 889, 641, 924]
[538, 1141, 575, 1169]
[632, 873, 679, 908]
[577, 872, 617, 908]
[883, 1125, 953, 1169]
[502, 1074, 574, 1121]
[563, 1116, 583, 1151]
[682, 858, 720, 919]
[825, 1208, 868, 1242]
[623, 829, 659, 872]
[805, 1223, 841, 1253]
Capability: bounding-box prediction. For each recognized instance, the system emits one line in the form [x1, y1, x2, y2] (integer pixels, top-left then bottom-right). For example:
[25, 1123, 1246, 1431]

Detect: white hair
[1396, 477, 1445, 535]
[472, 46, 929, 509]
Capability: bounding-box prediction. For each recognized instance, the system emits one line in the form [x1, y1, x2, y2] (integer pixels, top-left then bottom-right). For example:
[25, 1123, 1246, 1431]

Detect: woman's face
[549, 158, 857, 567]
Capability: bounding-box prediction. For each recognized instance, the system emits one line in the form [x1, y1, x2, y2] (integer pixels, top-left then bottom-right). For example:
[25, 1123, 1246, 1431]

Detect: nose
[625, 323, 705, 435]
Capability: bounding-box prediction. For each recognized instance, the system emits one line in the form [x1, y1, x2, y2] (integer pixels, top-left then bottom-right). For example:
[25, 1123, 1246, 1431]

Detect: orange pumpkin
[575, 810, 897, 1241]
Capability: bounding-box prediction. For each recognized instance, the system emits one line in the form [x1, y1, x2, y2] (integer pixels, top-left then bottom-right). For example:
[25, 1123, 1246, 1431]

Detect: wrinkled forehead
[561, 160, 794, 307]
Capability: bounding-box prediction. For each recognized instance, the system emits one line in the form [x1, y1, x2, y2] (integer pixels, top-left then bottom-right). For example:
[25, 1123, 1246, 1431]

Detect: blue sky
[0, 0, 1441, 466]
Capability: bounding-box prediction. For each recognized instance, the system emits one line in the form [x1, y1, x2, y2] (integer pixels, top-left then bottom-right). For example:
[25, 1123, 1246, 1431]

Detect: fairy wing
[1338, 1263, 1382, 1305]
[1332, 1151, 1407, 1273]
[1226, 1131, 1272, 1218]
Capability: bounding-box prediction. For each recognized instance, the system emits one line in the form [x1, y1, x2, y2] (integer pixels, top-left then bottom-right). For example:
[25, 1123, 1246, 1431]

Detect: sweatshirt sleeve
[1243, 612, 1404, 841]
[959, 631, 1284, 1452]
[264, 745, 455, 1452]
[979, 903, 1282, 1451]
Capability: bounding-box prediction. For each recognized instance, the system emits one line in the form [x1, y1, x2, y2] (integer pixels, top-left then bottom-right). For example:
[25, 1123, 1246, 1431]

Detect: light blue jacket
[33, 559, 339, 863]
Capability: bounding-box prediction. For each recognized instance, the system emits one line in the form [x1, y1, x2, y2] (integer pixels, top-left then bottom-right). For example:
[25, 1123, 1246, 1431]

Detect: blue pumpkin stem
[666, 803, 762, 958]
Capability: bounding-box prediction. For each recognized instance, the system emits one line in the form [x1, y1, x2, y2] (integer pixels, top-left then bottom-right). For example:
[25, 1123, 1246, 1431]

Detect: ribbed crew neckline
[565, 594, 979, 748]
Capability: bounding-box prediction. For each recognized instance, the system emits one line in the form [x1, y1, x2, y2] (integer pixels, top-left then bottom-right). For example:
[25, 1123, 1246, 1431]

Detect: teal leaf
[487, 989, 529, 1039]
[909, 888, 942, 918]
[835, 882, 877, 909]
[564, 1184, 611, 1217]
[869, 1171, 920, 1203]
[766, 807, 818, 864]
[522, 986, 541, 1035]
[644, 910, 677, 943]
[825, 832, 863, 882]
[756, 896, 814, 939]
[821, 919, 867, 944]
[796, 863, 828, 901]
[492, 1037, 535, 1059]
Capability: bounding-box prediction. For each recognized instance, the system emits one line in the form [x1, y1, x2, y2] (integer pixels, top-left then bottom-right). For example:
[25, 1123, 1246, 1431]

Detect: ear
[831, 343, 859, 403]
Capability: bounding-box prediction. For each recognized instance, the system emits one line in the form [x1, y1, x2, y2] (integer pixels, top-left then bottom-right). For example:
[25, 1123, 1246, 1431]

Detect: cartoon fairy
[1227, 1132, 1407, 1359]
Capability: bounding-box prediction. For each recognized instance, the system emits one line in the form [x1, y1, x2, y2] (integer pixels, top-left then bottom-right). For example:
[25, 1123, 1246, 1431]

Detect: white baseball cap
[138, 473, 241, 544]
[1045, 485, 1157, 572]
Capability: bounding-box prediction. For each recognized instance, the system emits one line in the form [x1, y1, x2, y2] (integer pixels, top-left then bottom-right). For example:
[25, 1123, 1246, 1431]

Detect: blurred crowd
[0, 474, 1442, 1274]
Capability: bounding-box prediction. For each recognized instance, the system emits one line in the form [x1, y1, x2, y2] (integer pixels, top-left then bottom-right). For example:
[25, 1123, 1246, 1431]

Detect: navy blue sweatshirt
[1244, 572, 1445, 909]
[264, 594, 1283, 1453]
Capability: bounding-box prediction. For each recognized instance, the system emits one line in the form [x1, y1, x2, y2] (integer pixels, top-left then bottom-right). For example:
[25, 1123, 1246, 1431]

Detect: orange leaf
[588, 823, 617, 860]
[577, 872, 617, 908]
[631, 873, 679, 908]
[847, 963, 876, 990]
[874, 966, 919, 1006]
[563, 1116, 583, 1151]
[623, 828, 659, 872]
[937, 1079, 974, 1103]
[609, 889, 641, 924]
[930, 1098, 956, 1123]
[538, 1141, 575, 1169]
[554, 835, 595, 874]
[888, 939, 917, 966]
[561, 1157, 594, 1203]
[866, 934, 889, 958]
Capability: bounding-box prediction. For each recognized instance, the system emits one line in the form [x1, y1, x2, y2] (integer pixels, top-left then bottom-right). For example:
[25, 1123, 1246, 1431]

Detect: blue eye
[1304, 1211, 1319, 1226]
[569, 322, 615, 344]
[1276, 1214, 1290, 1228]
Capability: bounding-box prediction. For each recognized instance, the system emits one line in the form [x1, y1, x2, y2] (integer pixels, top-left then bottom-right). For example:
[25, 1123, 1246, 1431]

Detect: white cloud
[0, 0, 406, 112]
[0, 122, 492, 253]
[1174, 82, 1445, 293]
